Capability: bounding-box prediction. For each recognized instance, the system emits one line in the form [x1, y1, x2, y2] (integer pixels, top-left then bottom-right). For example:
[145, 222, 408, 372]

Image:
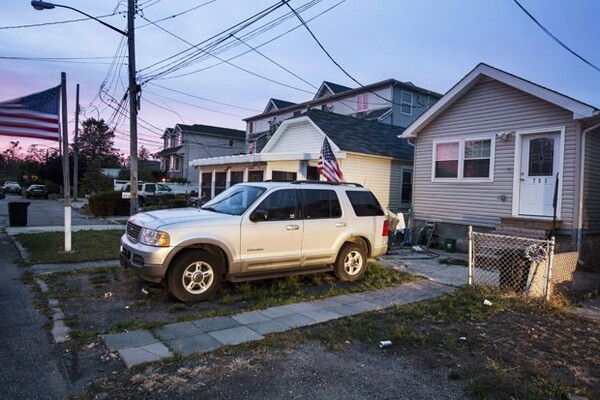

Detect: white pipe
[577, 121, 600, 252]
[64, 206, 72, 252]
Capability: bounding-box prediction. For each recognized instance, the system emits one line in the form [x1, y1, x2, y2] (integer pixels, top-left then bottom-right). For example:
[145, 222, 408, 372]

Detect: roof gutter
[577, 120, 600, 252]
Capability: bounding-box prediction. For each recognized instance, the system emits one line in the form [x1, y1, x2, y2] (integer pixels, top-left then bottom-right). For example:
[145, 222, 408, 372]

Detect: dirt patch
[70, 287, 599, 399]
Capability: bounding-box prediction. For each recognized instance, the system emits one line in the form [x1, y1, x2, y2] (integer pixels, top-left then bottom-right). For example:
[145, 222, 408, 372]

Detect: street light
[31, 0, 140, 215]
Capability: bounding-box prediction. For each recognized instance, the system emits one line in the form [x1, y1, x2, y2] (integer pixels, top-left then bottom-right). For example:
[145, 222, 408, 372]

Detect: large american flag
[0, 85, 61, 141]
[317, 137, 345, 183]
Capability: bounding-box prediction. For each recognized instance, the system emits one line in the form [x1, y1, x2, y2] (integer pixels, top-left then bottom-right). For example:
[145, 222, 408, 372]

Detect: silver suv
[120, 181, 389, 302]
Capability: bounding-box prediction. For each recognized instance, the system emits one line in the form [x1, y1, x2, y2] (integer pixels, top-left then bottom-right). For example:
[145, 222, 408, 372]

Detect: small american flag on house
[317, 137, 345, 183]
[0, 85, 61, 141]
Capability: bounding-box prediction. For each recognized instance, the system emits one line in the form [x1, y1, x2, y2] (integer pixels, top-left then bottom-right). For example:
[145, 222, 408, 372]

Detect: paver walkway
[101, 279, 454, 368]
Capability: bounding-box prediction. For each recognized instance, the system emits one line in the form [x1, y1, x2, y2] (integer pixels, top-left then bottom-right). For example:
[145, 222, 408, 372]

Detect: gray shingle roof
[175, 124, 245, 140]
[271, 99, 297, 109]
[322, 81, 353, 95]
[303, 110, 413, 161]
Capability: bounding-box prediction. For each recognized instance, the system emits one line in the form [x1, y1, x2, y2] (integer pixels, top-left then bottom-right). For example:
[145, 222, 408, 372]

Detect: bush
[168, 198, 188, 208]
[88, 191, 130, 217]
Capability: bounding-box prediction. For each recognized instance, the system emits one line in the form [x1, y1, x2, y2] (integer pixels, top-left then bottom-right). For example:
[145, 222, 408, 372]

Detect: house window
[272, 171, 297, 182]
[401, 168, 413, 205]
[201, 172, 212, 199]
[357, 94, 369, 112]
[248, 170, 264, 182]
[464, 139, 491, 178]
[170, 156, 181, 172]
[433, 138, 494, 181]
[249, 122, 255, 134]
[215, 172, 227, 195]
[230, 171, 244, 186]
[307, 166, 320, 181]
[400, 91, 413, 115]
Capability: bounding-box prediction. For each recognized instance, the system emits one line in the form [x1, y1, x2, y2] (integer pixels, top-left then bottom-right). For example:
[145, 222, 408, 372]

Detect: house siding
[268, 122, 323, 154]
[414, 78, 578, 230]
[583, 128, 600, 234]
[343, 153, 404, 210]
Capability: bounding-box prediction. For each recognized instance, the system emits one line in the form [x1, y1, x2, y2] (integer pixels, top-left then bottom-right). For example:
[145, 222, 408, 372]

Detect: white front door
[518, 132, 560, 217]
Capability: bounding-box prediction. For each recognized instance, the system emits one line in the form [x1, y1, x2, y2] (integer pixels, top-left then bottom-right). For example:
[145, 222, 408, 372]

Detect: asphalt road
[0, 195, 117, 399]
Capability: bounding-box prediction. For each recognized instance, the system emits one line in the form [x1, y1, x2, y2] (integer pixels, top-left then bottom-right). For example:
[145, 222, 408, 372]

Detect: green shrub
[168, 198, 188, 208]
[88, 191, 130, 216]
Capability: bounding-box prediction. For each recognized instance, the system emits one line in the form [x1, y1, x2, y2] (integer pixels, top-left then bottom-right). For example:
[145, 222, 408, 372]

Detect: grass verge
[16, 230, 123, 264]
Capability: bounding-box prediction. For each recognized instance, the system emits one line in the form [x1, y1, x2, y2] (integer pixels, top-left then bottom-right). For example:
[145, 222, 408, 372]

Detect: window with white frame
[170, 156, 181, 172]
[400, 91, 413, 115]
[433, 138, 493, 181]
[357, 94, 369, 112]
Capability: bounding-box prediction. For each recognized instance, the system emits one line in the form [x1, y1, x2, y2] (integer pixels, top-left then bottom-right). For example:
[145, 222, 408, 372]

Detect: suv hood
[128, 208, 239, 230]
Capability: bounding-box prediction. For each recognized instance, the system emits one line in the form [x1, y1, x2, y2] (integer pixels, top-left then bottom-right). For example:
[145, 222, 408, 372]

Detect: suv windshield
[201, 184, 266, 215]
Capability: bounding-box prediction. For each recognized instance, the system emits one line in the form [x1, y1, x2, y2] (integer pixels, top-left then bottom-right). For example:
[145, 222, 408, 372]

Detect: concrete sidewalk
[101, 279, 455, 368]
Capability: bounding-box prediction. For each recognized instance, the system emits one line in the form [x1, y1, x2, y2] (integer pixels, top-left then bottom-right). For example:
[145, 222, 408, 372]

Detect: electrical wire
[512, 0, 600, 73]
[0, 12, 118, 30]
[137, 0, 217, 28]
[148, 83, 261, 112]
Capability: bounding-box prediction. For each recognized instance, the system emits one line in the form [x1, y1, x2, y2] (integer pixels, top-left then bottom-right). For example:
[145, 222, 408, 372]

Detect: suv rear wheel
[168, 250, 222, 302]
[334, 243, 367, 282]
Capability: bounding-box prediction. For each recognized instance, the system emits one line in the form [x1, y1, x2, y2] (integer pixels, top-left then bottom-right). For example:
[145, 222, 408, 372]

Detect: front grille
[127, 222, 142, 243]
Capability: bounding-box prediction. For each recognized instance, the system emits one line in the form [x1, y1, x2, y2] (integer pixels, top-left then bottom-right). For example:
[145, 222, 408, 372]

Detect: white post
[545, 237, 555, 301]
[60, 72, 72, 252]
[64, 206, 72, 251]
[468, 226, 473, 285]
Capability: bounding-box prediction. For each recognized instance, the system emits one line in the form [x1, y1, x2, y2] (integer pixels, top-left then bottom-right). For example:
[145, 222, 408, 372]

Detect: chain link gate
[468, 226, 555, 300]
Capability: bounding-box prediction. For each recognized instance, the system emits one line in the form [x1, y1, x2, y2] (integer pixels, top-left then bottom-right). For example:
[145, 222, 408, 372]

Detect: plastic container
[444, 238, 457, 253]
[8, 202, 30, 227]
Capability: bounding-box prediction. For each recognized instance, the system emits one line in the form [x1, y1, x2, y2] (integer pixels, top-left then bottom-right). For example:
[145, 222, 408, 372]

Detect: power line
[137, 0, 218, 28]
[0, 12, 118, 30]
[138, 14, 314, 94]
[143, 88, 247, 118]
[512, 0, 600, 74]
[148, 83, 260, 112]
[0, 56, 126, 65]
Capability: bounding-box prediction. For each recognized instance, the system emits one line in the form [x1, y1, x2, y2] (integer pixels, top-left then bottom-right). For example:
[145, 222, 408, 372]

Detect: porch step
[497, 217, 561, 239]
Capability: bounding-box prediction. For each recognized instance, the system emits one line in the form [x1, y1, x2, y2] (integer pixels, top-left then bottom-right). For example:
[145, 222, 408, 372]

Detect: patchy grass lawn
[17, 230, 123, 264]
[34, 263, 416, 337]
[76, 286, 599, 400]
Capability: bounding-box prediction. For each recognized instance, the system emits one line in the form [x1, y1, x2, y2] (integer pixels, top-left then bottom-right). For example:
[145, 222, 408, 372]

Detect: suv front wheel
[334, 243, 367, 282]
[168, 250, 222, 302]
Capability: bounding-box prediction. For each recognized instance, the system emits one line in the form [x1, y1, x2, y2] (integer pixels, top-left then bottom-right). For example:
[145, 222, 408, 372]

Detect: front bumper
[120, 234, 172, 283]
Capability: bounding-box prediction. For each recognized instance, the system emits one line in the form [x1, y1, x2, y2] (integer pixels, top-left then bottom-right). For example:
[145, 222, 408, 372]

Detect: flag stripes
[317, 137, 344, 183]
[0, 85, 61, 141]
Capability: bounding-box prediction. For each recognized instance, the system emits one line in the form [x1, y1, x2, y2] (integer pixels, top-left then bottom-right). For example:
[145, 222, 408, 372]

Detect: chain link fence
[468, 227, 562, 300]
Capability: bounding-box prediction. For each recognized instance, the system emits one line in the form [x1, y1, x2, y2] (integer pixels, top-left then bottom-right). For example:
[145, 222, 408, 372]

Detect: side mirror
[250, 209, 269, 222]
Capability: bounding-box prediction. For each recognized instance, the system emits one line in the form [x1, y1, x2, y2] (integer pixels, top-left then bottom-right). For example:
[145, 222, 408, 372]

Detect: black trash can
[8, 202, 31, 227]
[498, 249, 531, 292]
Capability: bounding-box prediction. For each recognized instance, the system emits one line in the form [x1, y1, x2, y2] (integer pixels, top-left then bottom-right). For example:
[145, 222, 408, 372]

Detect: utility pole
[60, 72, 72, 252]
[128, 0, 139, 215]
[73, 83, 79, 201]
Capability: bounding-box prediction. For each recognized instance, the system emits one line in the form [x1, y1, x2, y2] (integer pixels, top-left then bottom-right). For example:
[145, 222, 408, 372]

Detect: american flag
[0, 85, 61, 141]
[317, 137, 345, 183]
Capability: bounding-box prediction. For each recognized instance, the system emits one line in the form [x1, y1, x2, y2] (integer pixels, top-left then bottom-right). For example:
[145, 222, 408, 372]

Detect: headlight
[139, 228, 170, 247]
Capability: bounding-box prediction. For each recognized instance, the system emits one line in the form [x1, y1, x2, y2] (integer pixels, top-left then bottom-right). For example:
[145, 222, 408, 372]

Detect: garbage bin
[8, 202, 31, 227]
[444, 238, 457, 253]
[498, 249, 531, 292]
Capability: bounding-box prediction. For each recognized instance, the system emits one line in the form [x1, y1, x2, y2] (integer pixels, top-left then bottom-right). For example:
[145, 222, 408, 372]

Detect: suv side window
[346, 190, 384, 217]
[255, 189, 298, 221]
[302, 189, 341, 219]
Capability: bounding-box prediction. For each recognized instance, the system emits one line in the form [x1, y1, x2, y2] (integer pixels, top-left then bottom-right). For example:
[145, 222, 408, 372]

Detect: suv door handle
[335, 222, 347, 228]
[286, 224, 299, 231]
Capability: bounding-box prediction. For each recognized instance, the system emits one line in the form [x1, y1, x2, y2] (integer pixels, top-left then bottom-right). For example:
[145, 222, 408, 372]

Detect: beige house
[191, 110, 413, 212]
[401, 63, 600, 259]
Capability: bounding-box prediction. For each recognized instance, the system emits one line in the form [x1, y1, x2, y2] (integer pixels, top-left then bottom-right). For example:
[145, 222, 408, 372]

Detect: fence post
[545, 236, 555, 301]
[468, 226, 473, 285]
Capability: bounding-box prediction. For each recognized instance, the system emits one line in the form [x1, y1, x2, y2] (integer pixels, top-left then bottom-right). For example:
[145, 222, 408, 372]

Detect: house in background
[401, 63, 600, 261]
[245, 79, 442, 153]
[191, 110, 413, 211]
[156, 123, 245, 183]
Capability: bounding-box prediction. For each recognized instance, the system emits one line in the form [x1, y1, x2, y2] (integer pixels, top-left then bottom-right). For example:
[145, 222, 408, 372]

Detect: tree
[77, 118, 122, 168]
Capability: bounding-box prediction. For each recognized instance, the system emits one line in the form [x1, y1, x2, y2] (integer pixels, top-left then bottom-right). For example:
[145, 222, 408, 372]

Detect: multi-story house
[156, 123, 245, 183]
[244, 79, 443, 152]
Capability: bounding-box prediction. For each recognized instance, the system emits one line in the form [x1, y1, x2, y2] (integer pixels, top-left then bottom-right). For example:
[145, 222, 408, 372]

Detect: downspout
[577, 121, 600, 252]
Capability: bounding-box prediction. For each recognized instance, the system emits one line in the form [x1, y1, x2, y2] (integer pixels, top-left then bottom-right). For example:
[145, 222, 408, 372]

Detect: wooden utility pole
[128, 0, 139, 215]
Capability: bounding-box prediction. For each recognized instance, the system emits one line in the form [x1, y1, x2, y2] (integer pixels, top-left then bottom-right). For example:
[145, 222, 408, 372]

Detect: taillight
[382, 220, 389, 237]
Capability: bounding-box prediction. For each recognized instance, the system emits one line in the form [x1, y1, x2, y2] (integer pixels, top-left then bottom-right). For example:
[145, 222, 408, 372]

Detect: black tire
[334, 243, 367, 282]
[167, 250, 222, 302]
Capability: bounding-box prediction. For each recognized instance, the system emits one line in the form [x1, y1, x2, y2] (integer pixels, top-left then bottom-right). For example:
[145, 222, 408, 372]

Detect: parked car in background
[25, 184, 49, 199]
[2, 181, 21, 194]
[121, 182, 172, 205]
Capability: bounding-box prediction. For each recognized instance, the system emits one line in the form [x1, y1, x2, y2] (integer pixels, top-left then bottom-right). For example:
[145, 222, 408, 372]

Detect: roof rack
[290, 180, 363, 187]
